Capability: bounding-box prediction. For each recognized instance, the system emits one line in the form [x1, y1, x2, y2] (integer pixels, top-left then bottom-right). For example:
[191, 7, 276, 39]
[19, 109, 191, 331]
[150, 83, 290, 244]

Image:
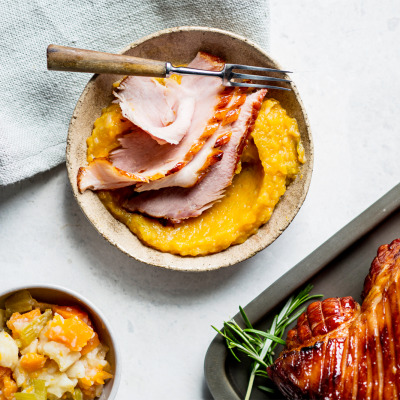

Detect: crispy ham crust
[123, 89, 267, 223]
[268, 239, 400, 400]
[78, 52, 229, 193]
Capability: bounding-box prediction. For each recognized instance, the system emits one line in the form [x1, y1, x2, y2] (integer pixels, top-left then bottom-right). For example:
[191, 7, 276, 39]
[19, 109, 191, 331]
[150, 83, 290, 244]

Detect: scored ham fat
[78, 52, 226, 193]
[123, 89, 267, 223]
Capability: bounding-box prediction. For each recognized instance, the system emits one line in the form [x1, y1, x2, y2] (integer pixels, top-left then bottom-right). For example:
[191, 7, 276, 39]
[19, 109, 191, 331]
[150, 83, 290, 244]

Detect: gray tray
[204, 183, 400, 400]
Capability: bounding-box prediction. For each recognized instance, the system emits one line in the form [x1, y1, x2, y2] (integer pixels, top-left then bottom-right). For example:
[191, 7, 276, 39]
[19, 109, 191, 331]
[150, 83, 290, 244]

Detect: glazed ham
[77, 158, 147, 192]
[114, 76, 195, 145]
[268, 239, 400, 400]
[134, 87, 247, 192]
[123, 89, 267, 223]
[78, 52, 226, 193]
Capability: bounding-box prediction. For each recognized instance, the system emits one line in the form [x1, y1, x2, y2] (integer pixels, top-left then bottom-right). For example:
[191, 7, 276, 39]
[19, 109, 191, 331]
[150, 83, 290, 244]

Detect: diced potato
[13, 363, 29, 387]
[42, 341, 80, 372]
[36, 364, 77, 398]
[20, 338, 38, 355]
[66, 360, 86, 379]
[0, 331, 19, 369]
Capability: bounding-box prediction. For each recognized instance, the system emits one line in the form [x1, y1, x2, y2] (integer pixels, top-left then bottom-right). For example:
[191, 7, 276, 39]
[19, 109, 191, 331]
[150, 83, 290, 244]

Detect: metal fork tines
[167, 63, 292, 91]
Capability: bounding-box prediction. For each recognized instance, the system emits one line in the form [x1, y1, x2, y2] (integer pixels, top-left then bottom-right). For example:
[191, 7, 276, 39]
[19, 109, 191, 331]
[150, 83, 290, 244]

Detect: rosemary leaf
[243, 329, 286, 345]
[239, 306, 254, 330]
[258, 385, 276, 394]
[212, 284, 323, 399]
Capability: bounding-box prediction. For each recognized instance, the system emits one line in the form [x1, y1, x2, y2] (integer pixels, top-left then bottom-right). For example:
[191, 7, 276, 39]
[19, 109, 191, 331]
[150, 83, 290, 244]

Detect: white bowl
[0, 285, 120, 400]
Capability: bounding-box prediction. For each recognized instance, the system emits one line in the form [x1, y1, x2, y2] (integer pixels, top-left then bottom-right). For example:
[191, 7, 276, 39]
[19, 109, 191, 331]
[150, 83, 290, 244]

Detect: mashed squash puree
[87, 99, 305, 256]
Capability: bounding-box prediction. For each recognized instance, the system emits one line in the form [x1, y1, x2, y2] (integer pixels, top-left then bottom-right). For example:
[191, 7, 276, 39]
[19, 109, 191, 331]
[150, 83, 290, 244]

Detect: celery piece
[33, 379, 47, 400]
[14, 393, 37, 400]
[73, 388, 83, 400]
[19, 309, 52, 348]
[0, 309, 6, 330]
[5, 290, 35, 316]
[34, 301, 55, 313]
[14, 380, 47, 400]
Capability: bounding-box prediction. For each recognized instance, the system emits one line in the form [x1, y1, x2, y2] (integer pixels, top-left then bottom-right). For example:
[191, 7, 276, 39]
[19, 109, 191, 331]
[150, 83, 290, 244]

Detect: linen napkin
[0, 0, 269, 185]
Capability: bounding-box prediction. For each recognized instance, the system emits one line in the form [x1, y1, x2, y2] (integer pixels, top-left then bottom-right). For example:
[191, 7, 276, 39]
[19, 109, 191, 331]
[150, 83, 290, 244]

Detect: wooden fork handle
[47, 44, 167, 77]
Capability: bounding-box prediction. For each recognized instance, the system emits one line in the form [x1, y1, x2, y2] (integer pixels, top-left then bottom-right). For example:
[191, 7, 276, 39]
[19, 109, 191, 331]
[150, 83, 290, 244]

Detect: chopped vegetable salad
[0, 290, 112, 400]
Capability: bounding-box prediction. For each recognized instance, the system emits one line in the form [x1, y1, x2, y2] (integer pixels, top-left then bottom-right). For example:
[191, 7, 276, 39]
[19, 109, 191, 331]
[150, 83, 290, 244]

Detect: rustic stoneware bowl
[67, 26, 313, 271]
[0, 285, 120, 400]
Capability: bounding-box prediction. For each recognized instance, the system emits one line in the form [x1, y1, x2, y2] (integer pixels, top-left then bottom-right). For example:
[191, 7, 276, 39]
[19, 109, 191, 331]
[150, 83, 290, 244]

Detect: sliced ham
[123, 89, 267, 223]
[77, 158, 147, 192]
[114, 76, 195, 145]
[134, 88, 247, 192]
[78, 52, 227, 193]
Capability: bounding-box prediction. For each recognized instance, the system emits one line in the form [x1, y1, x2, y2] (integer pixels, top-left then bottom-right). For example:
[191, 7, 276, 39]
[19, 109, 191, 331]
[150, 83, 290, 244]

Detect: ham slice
[77, 158, 147, 191]
[134, 88, 247, 192]
[78, 52, 226, 193]
[114, 76, 195, 145]
[123, 89, 267, 223]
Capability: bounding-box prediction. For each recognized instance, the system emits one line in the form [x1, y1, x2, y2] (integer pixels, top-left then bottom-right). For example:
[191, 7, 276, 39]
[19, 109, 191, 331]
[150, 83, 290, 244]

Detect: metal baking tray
[204, 183, 400, 400]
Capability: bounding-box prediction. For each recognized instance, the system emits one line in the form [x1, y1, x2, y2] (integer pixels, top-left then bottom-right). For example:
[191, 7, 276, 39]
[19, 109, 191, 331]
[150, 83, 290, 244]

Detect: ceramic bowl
[67, 26, 313, 271]
[0, 285, 120, 400]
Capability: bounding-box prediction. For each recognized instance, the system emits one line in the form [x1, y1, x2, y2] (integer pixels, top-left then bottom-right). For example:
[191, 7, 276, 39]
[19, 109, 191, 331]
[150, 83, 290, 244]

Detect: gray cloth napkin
[0, 0, 269, 185]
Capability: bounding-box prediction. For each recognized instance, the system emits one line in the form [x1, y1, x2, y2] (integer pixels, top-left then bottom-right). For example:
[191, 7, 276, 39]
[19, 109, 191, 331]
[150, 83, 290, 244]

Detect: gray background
[1, 1, 400, 399]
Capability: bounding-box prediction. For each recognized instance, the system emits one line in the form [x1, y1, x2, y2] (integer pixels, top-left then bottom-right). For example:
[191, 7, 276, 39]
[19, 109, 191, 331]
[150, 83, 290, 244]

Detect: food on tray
[214, 239, 400, 399]
[213, 285, 322, 400]
[0, 290, 112, 400]
[269, 239, 400, 399]
[77, 52, 305, 255]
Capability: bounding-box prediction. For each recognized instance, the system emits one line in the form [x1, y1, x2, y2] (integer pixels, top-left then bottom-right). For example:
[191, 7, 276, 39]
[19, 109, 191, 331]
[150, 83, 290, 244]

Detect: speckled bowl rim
[0, 285, 121, 400]
[66, 26, 313, 272]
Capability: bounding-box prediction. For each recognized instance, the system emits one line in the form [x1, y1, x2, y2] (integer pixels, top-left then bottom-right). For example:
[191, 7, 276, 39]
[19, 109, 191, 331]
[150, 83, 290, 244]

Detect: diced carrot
[52, 305, 92, 326]
[0, 367, 17, 400]
[6, 309, 41, 338]
[93, 370, 113, 385]
[78, 383, 97, 400]
[0, 367, 8, 379]
[78, 377, 93, 389]
[81, 332, 100, 355]
[3, 375, 17, 400]
[20, 353, 47, 372]
[45, 315, 94, 351]
[77, 368, 113, 399]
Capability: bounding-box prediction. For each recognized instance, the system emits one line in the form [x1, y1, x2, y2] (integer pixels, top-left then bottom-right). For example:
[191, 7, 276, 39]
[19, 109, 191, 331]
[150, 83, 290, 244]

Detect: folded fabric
[0, 0, 269, 185]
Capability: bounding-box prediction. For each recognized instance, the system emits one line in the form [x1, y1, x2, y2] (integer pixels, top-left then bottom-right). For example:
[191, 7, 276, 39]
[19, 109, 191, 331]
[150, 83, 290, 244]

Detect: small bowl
[0, 285, 120, 400]
[67, 26, 313, 271]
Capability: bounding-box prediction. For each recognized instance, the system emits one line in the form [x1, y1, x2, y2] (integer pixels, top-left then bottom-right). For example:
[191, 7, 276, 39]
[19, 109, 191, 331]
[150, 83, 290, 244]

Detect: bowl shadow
[62, 179, 255, 306]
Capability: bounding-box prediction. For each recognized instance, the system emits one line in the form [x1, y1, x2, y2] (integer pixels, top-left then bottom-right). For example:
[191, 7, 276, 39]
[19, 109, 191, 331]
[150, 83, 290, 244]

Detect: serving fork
[47, 45, 291, 91]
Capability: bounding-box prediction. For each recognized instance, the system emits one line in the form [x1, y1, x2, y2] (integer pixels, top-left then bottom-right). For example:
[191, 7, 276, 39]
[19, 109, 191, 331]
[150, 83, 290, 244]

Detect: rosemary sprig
[212, 284, 323, 400]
